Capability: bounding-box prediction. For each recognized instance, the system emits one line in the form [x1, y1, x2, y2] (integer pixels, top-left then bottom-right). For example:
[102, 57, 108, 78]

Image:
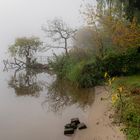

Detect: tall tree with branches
[9, 37, 43, 68]
[42, 18, 77, 56]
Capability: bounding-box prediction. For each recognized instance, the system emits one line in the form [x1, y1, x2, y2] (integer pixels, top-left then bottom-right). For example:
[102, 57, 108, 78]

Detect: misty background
[0, 0, 90, 61]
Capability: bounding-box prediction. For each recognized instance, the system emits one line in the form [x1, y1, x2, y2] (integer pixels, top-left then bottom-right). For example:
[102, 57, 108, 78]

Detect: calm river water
[0, 64, 95, 140]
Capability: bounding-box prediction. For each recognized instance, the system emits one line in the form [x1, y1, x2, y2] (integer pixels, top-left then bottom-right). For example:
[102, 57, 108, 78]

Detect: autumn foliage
[112, 18, 140, 48]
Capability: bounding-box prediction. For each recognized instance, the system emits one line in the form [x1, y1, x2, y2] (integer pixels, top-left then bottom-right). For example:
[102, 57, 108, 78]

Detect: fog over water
[0, 0, 88, 60]
[0, 1, 97, 140]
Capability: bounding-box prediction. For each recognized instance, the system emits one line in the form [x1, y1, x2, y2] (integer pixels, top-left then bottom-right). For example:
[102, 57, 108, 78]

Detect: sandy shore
[72, 86, 126, 140]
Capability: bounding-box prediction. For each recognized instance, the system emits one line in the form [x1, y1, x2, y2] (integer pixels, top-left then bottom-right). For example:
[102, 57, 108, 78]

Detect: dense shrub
[77, 48, 140, 87]
[103, 48, 140, 76]
[48, 54, 71, 78]
[78, 58, 105, 88]
[48, 48, 140, 88]
[66, 61, 85, 82]
[48, 53, 86, 84]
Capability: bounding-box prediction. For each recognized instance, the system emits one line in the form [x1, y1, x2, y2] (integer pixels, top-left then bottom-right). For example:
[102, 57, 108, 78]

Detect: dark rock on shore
[64, 128, 74, 135]
[71, 118, 80, 125]
[65, 123, 72, 129]
[78, 123, 87, 130]
[64, 118, 87, 136]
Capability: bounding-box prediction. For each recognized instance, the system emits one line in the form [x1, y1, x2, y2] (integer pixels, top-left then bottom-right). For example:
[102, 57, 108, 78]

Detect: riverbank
[72, 86, 126, 140]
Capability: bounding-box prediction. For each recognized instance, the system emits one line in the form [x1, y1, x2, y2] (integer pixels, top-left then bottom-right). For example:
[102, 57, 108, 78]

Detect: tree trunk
[26, 56, 31, 67]
[26, 46, 31, 67]
[64, 38, 69, 56]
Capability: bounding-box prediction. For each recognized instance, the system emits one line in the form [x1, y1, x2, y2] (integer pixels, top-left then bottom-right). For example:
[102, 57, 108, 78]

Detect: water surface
[0, 66, 95, 140]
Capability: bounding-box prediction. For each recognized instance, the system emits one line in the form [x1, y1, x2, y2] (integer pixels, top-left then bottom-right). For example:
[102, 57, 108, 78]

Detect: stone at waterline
[65, 122, 77, 129]
[65, 123, 72, 129]
[64, 128, 74, 135]
[71, 122, 78, 129]
[78, 123, 87, 130]
[71, 118, 80, 125]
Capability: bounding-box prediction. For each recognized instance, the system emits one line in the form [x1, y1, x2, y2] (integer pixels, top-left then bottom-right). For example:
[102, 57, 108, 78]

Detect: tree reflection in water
[43, 78, 95, 113]
[8, 68, 43, 97]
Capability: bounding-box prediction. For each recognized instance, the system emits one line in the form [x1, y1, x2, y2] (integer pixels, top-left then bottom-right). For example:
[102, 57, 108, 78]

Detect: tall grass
[112, 75, 140, 140]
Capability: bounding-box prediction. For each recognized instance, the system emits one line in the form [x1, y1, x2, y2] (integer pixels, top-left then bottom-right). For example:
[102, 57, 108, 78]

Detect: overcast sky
[0, 0, 96, 59]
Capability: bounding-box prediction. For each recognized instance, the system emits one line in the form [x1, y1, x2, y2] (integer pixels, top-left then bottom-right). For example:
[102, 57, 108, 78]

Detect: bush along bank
[111, 75, 140, 140]
[48, 48, 140, 88]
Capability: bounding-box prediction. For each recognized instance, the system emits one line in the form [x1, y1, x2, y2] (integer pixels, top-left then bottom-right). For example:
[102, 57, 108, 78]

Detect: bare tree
[42, 18, 77, 56]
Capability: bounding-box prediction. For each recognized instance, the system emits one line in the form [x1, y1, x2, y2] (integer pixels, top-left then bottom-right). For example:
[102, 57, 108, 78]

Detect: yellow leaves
[130, 18, 137, 30]
[112, 77, 115, 81]
[117, 86, 123, 93]
[108, 79, 112, 86]
[111, 86, 124, 105]
[104, 72, 115, 86]
[112, 18, 140, 48]
[108, 77, 115, 86]
[112, 93, 118, 104]
[104, 72, 124, 105]
[104, 72, 108, 78]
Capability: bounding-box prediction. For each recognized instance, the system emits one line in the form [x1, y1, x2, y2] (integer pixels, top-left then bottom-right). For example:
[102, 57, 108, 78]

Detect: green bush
[117, 97, 140, 140]
[103, 48, 140, 76]
[48, 48, 140, 88]
[126, 127, 140, 140]
[78, 58, 105, 88]
[77, 48, 140, 87]
[66, 61, 85, 82]
[48, 54, 70, 78]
